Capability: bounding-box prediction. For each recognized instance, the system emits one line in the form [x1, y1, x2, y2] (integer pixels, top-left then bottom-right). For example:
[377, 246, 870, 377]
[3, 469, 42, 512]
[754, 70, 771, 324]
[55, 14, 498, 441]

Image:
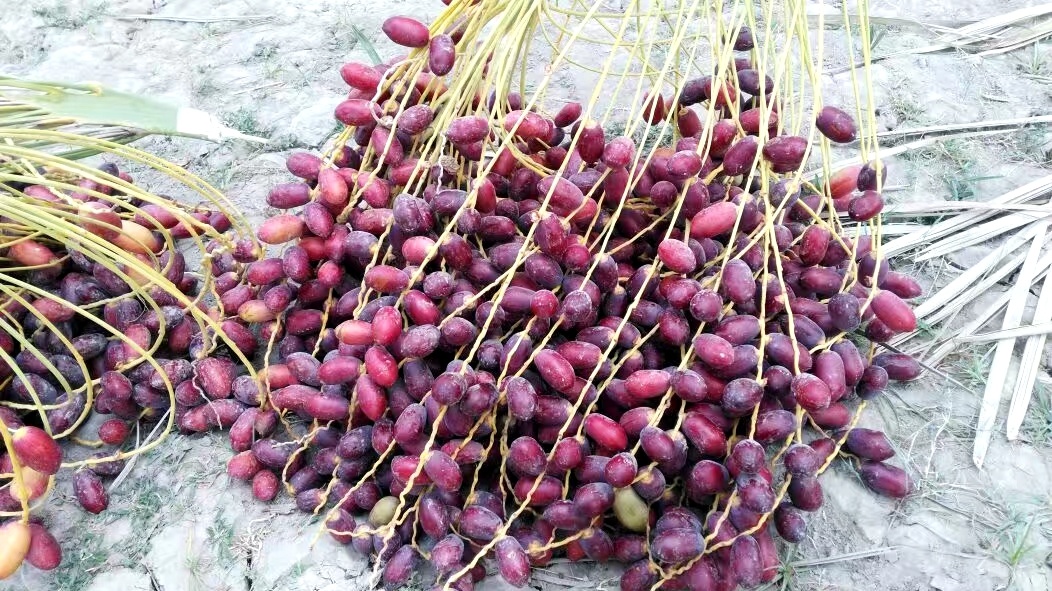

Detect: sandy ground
[3, 0, 1052, 590]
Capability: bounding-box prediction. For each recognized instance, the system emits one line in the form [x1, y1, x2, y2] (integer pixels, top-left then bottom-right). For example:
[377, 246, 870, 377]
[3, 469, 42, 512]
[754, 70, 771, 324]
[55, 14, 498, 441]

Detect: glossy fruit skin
[429, 34, 456, 75]
[788, 475, 824, 511]
[584, 414, 628, 451]
[762, 136, 808, 173]
[11, 426, 62, 475]
[651, 528, 704, 565]
[774, 503, 808, 542]
[73, 470, 108, 514]
[458, 505, 503, 541]
[730, 439, 766, 474]
[858, 461, 912, 498]
[0, 521, 31, 579]
[858, 365, 890, 399]
[828, 293, 861, 332]
[872, 353, 923, 381]
[382, 16, 430, 48]
[816, 106, 857, 143]
[722, 137, 759, 176]
[791, 373, 831, 411]
[849, 190, 884, 221]
[721, 378, 764, 417]
[495, 537, 531, 587]
[784, 444, 821, 475]
[844, 428, 896, 461]
[658, 239, 697, 274]
[573, 482, 615, 519]
[871, 290, 917, 333]
[686, 460, 729, 500]
[25, 522, 61, 571]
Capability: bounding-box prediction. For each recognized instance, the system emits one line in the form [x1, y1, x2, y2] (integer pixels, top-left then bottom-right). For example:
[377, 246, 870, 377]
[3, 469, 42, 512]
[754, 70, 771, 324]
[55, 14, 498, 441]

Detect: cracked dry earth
[3, 0, 1052, 590]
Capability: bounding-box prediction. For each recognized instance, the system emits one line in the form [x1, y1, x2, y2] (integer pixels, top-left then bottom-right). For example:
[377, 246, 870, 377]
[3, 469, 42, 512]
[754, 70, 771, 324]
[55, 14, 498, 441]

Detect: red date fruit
[872, 352, 922, 381]
[816, 105, 857, 143]
[858, 461, 912, 498]
[574, 482, 615, 519]
[651, 528, 704, 565]
[73, 470, 108, 514]
[584, 413, 628, 451]
[429, 34, 456, 75]
[382, 16, 430, 48]
[788, 475, 824, 511]
[844, 428, 896, 461]
[762, 136, 808, 173]
[458, 505, 503, 541]
[791, 373, 831, 411]
[495, 537, 531, 587]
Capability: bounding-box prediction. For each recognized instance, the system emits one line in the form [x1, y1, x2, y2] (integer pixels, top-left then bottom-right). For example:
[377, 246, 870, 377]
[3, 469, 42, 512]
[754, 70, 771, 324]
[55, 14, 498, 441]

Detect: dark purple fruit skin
[784, 444, 821, 475]
[774, 503, 808, 542]
[495, 537, 531, 587]
[383, 545, 419, 587]
[872, 352, 923, 381]
[721, 378, 763, 416]
[574, 482, 615, 519]
[432, 534, 464, 574]
[429, 34, 456, 76]
[722, 137, 759, 176]
[816, 106, 857, 143]
[731, 534, 762, 587]
[621, 560, 658, 591]
[613, 535, 648, 562]
[686, 460, 729, 501]
[651, 527, 704, 565]
[828, 293, 861, 332]
[858, 461, 912, 498]
[73, 470, 108, 514]
[858, 161, 888, 191]
[655, 507, 702, 534]
[730, 439, 765, 474]
[788, 475, 824, 512]
[579, 528, 615, 562]
[458, 505, 503, 541]
[858, 365, 889, 399]
[737, 474, 775, 513]
[542, 500, 588, 532]
[844, 428, 896, 461]
[754, 410, 796, 444]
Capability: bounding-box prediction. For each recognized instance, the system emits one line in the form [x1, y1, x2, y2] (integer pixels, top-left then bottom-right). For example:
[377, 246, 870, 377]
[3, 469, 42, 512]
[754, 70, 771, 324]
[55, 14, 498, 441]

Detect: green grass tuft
[51, 528, 109, 591]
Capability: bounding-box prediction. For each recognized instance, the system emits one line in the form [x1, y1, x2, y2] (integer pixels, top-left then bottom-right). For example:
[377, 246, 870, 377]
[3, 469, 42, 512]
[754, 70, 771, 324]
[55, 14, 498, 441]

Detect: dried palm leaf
[875, 115, 1052, 140]
[805, 8, 976, 32]
[822, 4, 1052, 73]
[883, 174, 1052, 257]
[888, 172, 1052, 465]
[1006, 267, 1052, 440]
[973, 224, 1046, 467]
[911, 232, 1036, 325]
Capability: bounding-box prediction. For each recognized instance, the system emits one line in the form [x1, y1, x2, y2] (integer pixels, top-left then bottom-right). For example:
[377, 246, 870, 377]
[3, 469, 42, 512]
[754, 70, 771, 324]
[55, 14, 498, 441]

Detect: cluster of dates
[0, 162, 252, 577]
[215, 12, 923, 591]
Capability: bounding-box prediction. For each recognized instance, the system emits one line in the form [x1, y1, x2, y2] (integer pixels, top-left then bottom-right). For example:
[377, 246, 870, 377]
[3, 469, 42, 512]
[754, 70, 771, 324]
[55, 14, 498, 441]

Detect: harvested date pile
[0, 138, 258, 577]
[227, 2, 923, 590]
[0, 1, 925, 589]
